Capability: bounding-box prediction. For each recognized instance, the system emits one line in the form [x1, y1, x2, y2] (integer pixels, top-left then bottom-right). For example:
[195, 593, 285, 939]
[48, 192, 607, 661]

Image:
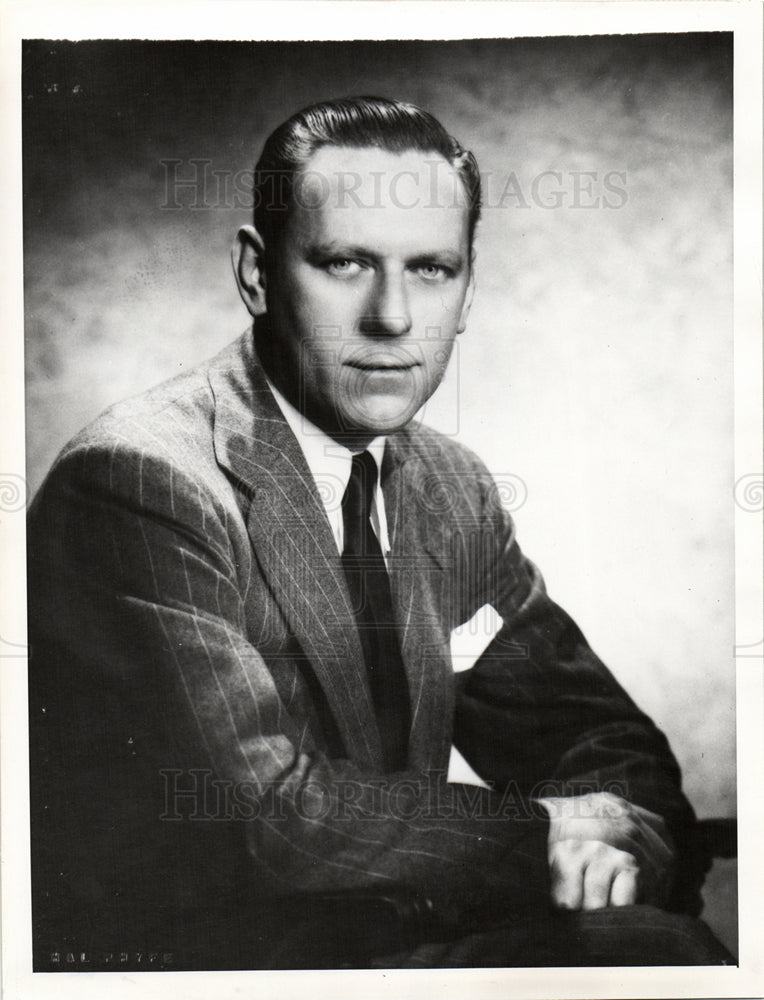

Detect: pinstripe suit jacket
[27, 329, 694, 965]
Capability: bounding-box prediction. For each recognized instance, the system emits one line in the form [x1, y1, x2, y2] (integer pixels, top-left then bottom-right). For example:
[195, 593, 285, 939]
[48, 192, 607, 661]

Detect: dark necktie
[341, 451, 410, 771]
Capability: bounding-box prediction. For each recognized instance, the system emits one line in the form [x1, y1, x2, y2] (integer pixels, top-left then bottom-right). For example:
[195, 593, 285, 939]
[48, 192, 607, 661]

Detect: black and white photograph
[2, 3, 762, 997]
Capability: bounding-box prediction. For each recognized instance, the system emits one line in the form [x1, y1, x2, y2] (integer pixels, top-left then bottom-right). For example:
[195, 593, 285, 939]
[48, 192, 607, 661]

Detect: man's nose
[359, 271, 412, 336]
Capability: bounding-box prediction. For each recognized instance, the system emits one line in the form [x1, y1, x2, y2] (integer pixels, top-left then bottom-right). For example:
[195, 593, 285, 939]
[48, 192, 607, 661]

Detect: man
[27, 97, 729, 970]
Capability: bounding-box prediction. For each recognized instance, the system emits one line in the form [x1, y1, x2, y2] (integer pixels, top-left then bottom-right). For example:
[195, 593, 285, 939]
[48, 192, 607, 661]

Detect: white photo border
[2, 3, 761, 998]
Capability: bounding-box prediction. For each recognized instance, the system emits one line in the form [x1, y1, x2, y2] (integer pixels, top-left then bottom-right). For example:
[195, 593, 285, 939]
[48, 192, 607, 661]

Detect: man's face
[261, 145, 474, 447]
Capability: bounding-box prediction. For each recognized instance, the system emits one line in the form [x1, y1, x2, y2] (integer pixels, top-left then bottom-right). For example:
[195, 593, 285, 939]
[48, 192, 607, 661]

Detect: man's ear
[457, 265, 476, 334]
[232, 225, 267, 317]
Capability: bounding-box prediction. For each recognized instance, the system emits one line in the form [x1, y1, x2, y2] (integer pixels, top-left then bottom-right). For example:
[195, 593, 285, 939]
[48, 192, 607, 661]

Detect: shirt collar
[263, 374, 390, 557]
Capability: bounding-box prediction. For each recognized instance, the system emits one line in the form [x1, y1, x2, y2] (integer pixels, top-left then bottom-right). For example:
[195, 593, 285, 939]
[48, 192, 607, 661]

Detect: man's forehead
[288, 144, 471, 248]
[300, 144, 457, 180]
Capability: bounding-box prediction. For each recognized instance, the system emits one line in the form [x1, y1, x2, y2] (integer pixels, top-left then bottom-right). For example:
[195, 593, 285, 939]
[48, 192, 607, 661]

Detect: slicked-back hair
[253, 96, 481, 265]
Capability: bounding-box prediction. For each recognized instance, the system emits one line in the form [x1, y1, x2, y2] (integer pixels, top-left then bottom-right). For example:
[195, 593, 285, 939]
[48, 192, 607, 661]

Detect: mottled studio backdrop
[23, 36, 733, 821]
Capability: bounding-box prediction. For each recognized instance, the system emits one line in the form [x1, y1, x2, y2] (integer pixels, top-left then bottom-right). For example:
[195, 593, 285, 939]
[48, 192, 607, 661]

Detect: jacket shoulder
[395, 422, 493, 478]
[68, 368, 213, 454]
[29, 338, 253, 522]
[46, 333, 252, 468]
[389, 423, 505, 527]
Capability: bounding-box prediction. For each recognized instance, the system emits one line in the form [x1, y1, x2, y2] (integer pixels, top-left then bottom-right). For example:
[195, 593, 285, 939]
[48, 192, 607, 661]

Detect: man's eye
[325, 259, 362, 277]
[416, 264, 449, 281]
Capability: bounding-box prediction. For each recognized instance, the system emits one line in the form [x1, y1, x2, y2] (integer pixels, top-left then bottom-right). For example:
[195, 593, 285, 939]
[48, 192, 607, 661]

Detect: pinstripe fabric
[27, 328, 696, 968]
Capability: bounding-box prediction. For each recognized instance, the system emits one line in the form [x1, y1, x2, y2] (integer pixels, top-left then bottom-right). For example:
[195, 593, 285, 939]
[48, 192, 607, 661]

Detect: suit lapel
[383, 438, 455, 773]
[208, 332, 383, 769]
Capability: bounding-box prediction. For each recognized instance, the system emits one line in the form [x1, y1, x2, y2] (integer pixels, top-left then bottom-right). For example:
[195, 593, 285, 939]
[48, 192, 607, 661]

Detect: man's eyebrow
[304, 241, 372, 261]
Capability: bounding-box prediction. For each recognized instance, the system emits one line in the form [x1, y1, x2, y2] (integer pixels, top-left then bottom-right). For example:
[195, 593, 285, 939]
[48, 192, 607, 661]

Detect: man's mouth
[344, 357, 420, 372]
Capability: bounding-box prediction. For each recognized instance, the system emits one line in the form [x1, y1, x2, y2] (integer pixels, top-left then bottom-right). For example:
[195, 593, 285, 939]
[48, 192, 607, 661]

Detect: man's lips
[344, 357, 420, 371]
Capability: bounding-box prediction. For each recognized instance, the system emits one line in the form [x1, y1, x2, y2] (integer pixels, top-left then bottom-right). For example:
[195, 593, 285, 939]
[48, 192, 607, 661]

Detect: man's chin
[336, 401, 419, 441]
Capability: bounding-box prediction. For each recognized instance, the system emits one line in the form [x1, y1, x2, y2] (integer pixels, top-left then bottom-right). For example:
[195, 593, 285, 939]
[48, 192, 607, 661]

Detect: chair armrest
[668, 816, 737, 916]
[693, 817, 737, 860]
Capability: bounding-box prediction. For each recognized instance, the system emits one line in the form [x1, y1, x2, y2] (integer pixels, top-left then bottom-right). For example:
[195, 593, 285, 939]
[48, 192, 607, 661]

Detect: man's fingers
[549, 841, 585, 910]
[541, 792, 672, 909]
[539, 792, 675, 899]
[581, 846, 639, 910]
[580, 853, 615, 910]
[550, 840, 639, 911]
[609, 865, 639, 907]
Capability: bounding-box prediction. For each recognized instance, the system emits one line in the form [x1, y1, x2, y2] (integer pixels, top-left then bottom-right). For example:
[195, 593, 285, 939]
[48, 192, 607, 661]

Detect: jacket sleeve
[451, 468, 699, 903]
[27, 438, 552, 950]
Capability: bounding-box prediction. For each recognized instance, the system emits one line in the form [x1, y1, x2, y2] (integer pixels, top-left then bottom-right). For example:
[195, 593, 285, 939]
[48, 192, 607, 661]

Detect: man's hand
[537, 792, 675, 911]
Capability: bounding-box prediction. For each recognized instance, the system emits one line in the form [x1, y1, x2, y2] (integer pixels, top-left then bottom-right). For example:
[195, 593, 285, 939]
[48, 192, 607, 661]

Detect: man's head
[233, 96, 481, 448]
[252, 96, 482, 262]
